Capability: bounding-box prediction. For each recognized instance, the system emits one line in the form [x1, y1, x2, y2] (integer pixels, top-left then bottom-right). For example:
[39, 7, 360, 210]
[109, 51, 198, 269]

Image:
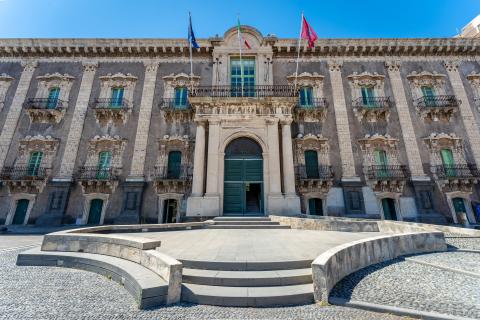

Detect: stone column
[267, 119, 282, 195]
[386, 61, 427, 179]
[0, 61, 37, 169]
[191, 121, 206, 196]
[327, 61, 357, 179]
[129, 62, 159, 179]
[57, 62, 98, 179]
[445, 60, 480, 165]
[205, 120, 221, 195]
[281, 119, 296, 195]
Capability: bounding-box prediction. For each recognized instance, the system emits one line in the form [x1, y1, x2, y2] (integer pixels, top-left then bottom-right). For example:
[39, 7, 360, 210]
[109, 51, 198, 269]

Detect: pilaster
[191, 121, 206, 196]
[280, 120, 296, 195]
[205, 120, 221, 195]
[266, 119, 282, 194]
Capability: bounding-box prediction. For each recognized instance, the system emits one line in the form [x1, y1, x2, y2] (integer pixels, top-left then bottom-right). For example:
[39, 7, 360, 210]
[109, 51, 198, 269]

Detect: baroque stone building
[1, 26, 480, 226]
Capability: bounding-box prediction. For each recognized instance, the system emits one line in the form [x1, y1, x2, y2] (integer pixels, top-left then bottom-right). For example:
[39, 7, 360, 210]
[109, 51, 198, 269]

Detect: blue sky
[0, 0, 479, 39]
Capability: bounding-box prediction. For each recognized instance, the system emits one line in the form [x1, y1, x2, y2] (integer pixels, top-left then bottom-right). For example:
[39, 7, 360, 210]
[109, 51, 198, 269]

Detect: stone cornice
[0, 37, 480, 58]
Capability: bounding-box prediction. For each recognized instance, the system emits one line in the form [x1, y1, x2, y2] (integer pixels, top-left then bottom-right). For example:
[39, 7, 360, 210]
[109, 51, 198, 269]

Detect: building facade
[1, 26, 480, 226]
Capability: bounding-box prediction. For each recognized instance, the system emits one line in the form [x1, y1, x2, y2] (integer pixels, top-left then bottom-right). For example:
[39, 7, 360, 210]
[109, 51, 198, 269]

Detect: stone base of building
[186, 195, 221, 217]
[267, 194, 301, 215]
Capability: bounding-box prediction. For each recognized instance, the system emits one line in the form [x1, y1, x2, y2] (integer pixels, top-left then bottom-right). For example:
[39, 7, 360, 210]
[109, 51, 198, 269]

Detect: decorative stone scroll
[0, 73, 14, 112]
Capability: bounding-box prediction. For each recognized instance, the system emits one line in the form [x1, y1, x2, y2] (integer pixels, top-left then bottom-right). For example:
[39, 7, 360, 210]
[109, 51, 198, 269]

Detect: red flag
[301, 16, 318, 48]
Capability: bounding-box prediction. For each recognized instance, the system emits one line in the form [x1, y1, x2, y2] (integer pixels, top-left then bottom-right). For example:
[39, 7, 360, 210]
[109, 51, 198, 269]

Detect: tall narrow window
[361, 86, 375, 107]
[167, 151, 182, 179]
[47, 87, 60, 109]
[97, 151, 112, 179]
[440, 148, 456, 177]
[111, 87, 124, 108]
[421, 86, 436, 107]
[304, 150, 319, 179]
[299, 87, 313, 107]
[374, 149, 389, 178]
[174, 87, 188, 109]
[231, 58, 255, 97]
[27, 151, 43, 177]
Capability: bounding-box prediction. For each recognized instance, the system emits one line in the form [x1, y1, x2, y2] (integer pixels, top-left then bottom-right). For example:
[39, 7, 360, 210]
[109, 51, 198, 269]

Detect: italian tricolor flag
[237, 19, 251, 49]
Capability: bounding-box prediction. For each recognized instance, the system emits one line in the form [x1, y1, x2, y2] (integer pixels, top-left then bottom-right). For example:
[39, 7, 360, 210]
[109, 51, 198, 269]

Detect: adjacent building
[1, 26, 480, 226]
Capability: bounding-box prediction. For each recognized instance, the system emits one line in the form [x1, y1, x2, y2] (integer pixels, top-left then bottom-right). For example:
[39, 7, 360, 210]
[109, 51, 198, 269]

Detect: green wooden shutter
[27, 151, 43, 176]
[111, 88, 124, 108]
[305, 150, 319, 178]
[300, 87, 313, 107]
[167, 151, 182, 179]
[97, 151, 112, 179]
[47, 87, 60, 109]
[421, 86, 435, 107]
[12, 199, 29, 225]
[374, 149, 388, 178]
[174, 87, 188, 109]
[440, 149, 456, 177]
[361, 87, 375, 107]
[87, 199, 103, 224]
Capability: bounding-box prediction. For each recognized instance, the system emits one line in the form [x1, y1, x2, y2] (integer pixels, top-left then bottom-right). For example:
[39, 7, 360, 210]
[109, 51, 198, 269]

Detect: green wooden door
[167, 151, 182, 179]
[440, 149, 456, 177]
[308, 198, 323, 216]
[27, 151, 43, 176]
[452, 197, 466, 213]
[47, 87, 60, 109]
[87, 199, 103, 224]
[305, 150, 319, 178]
[12, 199, 29, 225]
[374, 149, 388, 178]
[97, 151, 112, 179]
[382, 198, 398, 220]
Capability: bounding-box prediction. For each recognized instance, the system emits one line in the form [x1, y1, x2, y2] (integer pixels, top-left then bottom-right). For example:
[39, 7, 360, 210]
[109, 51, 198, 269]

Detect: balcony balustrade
[190, 85, 297, 98]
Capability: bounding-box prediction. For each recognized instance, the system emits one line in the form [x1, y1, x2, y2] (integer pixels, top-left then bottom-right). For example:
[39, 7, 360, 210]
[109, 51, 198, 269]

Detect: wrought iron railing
[352, 96, 392, 108]
[295, 98, 328, 109]
[414, 95, 460, 108]
[433, 164, 479, 179]
[76, 166, 120, 180]
[23, 98, 65, 110]
[153, 165, 192, 180]
[0, 166, 47, 180]
[295, 165, 333, 180]
[190, 85, 297, 98]
[366, 165, 409, 180]
[92, 98, 130, 110]
[159, 98, 191, 110]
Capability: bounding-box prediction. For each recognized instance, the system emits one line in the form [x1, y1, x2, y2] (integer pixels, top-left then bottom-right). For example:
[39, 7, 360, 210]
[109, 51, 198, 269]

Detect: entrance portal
[381, 198, 398, 220]
[224, 138, 264, 216]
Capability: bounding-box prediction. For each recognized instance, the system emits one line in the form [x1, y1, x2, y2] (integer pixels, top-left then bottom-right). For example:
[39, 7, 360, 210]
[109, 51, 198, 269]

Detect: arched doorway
[381, 198, 398, 220]
[224, 137, 263, 215]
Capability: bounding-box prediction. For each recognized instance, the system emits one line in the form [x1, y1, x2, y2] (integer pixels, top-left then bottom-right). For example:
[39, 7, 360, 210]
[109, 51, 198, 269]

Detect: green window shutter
[97, 151, 112, 179]
[440, 148, 456, 177]
[421, 86, 436, 107]
[111, 88, 124, 108]
[174, 87, 188, 108]
[47, 87, 60, 109]
[27, 151, 43, 176]
[305, 150, 319, 178]
[167, 151, 182, 179]
[361, 87, 375, 106]
[300, 87, 313, 107]
[374, 149, 388, 178]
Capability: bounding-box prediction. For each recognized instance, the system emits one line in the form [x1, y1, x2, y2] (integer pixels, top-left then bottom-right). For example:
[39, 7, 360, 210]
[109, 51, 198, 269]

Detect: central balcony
[414, 95, 460, 122]
[23, 98, 66, 123]
[159, 98, 193, 122]
[152, 165, 192, 194]
[92, 98, 132, 125]
[293, 98, 328, 122]
[75, 166, 120, 194]
[190, 85, 297, 98]
[0, 166, 49, 193]
[365, 165, 409, 193]
[352, 97, 392, 122]
[295, 165, 334, 193]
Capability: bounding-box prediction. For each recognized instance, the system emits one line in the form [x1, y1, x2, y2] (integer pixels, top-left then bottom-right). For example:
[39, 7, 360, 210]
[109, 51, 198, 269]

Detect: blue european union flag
[188, 14, 200, 49]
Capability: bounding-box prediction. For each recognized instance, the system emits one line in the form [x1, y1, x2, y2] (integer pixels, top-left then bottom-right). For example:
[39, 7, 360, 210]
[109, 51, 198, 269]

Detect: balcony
[159, 98, 193, 122]
[293, 98, 328, 122]
[152, 165, 192, 194]
[92, 98, 132, 125]
[76, 166, 120, 194]
[0, 166, 49, 193]
[23, 98, 66, 123]
[414, 95, 460, 122]
[190, 85, 297, 98]
[295, 165, 333, 193]
[432, 164, 479, 193]
[352, 97, 392, 122]
[365, 165, 409, 193]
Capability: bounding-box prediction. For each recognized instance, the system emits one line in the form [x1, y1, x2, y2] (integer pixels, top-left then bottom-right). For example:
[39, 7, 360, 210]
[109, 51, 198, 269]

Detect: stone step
[180, 258, 312, 271]
[206, 224, 290, 229]
[213, 217, 271, 222]
[181, 283, 314, 307]
[213, 221, 280, 226]
[183, 267, 312, 287]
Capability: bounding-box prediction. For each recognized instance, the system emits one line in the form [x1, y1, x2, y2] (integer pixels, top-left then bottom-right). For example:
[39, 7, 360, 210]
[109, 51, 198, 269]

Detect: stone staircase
[181, 258, 314, 307]
[207, 216, 291, 229]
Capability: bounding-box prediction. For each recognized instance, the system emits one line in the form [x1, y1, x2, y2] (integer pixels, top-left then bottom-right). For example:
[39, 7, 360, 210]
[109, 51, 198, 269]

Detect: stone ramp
[17, 247, 169, 309]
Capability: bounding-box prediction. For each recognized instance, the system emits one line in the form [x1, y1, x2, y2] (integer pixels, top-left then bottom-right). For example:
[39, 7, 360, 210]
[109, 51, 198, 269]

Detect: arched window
[97, 151, 112, 179]
[440, 148, 456, 177]
[304, 150, 319, 178]
[167, 151, 182, 179]
[174, 87, 188, 108]
[47, 87, 60, 109]
[299, 86, 313, 107]
[361, 86, 375, 107]
[110, 87, 124, 108]
[27, 151, 43, 176]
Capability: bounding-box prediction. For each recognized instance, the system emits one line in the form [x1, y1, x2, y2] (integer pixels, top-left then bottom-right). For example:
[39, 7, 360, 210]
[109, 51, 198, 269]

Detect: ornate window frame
[407, 71, 447, 99]
[84, 135, 127, 169]
[287, 72, 327, 122]
[0, 73, 14, 112]
[466, 72, 480, 110]
[161, 73, 200, 122]
[423, 133, 466, 167]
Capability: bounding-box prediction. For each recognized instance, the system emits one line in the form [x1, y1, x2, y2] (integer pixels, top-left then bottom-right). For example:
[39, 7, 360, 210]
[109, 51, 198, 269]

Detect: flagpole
[189, 12, 194, 91]
[237, 16, 244, 97]
[294, 12, 304, 93]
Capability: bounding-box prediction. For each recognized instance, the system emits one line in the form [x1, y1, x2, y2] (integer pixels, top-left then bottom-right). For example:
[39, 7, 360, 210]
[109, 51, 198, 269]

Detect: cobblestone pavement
[0, 249, 405, 320]
[330, 253, 480, 319]
[444, 233, 480, 251]
[409, 251, 480, 274]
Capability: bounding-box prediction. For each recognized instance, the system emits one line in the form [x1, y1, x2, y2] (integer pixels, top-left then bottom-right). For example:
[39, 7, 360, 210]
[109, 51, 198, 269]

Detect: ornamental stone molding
[406, 71, 447, 99]
[423, 132, 465, 165]
[163, 73, 200, 96]
[358, 134, 401, 165]
[385, 60, 401, 72]
[157, 135, 192, 168]
[98, 72, 137, 102]
[84, 135, 127, 169]
[0, 73, 14, 112]
[21, 61, 38, 72]
[15, 135, 59, 168]
[467, 72, 480, 110]
[287, 72, 324, 93]
[444, 60, 460, 73]
[327, 60, 343, 72]
[287, 72, 327, 122]
[83, 62, 98, 73]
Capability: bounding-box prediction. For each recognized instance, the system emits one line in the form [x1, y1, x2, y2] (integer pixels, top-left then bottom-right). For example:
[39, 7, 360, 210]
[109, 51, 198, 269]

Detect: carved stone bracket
[94, 108, 131, 126]
[79, 178, 120, 195]
[25, 107, 65, 124]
